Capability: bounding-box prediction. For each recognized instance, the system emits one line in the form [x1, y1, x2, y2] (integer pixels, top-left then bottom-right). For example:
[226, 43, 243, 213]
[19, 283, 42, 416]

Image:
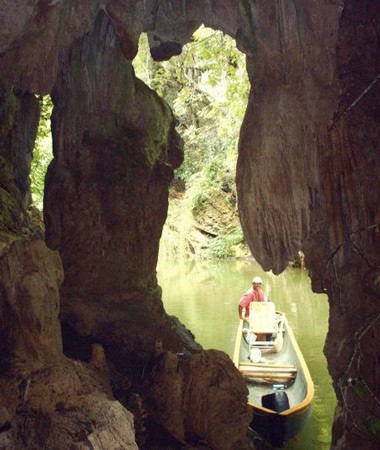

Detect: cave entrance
[133, 27, 249, 261]
[27, 24, 336, 448]
[133, 26, 336, 448]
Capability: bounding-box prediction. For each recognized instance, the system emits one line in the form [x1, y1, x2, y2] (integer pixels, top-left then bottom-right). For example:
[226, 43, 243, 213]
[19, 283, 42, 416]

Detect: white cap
[252, 276, 262, 284]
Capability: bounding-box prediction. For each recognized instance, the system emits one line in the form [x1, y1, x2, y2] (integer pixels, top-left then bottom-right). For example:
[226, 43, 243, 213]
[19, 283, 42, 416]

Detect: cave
[0, 1, 379, 449]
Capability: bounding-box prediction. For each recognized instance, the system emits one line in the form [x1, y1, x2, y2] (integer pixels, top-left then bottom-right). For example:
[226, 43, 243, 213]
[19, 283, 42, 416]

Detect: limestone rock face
[145, 349, 251, 450]
[0, 80, 40, 246]
[0, 240, 63, 372]
[0, 1, 379, 449]
[1, 359, 137, 450]
[0, 240, 138, 449]
[161, 178, 244, 259]
[0, 1, 253, 94]
[319, 2, 380, 448]
[45, 11, 183, 296]
[236, 2, 379, 449]
[237, 0, 343, 274]
[0, 0, 100, 93]
[182, 350, 251, 450]
[43, 12, 199, 367]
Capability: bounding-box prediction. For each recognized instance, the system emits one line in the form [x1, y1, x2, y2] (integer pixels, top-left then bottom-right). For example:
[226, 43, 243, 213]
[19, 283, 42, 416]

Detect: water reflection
[157, 258, 337, 449]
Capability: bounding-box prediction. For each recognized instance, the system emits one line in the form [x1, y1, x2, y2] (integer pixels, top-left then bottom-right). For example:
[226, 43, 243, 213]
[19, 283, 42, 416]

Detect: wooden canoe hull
[233, 311, 314, 448]
[249, 401, 314, 448]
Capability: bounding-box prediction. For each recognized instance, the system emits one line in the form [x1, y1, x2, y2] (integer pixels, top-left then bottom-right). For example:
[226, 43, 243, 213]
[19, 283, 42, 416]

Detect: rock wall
[237, 0, 342, 274]
[321, 2, 380, 447]
[0, 240, 138, 449]
[237, 1, 379, 448]
[0, 80, 40, 245]
[0, 3, 252, 449]
[43, 9, 203, 376]
[0, 0, 379, 449]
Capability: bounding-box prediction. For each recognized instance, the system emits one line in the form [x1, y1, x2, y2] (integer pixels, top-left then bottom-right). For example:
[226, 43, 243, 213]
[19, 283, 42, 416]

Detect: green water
[157, 258, 337, 449]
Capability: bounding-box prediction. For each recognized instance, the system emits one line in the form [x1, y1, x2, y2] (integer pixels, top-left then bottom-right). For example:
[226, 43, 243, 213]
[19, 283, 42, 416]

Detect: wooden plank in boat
[249, 342, 275, 347]
[243, 374, 296, 381]
[239, 362, 295, 369]
[239, 367, 297, 374]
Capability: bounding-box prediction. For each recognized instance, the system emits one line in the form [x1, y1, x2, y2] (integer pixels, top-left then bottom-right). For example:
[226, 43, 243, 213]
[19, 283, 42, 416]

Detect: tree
[134, 27, 250, 259]
[133, 26, 249, 183]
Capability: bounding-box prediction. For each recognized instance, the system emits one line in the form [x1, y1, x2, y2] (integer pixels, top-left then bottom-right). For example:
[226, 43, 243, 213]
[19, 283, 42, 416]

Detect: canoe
[233, 302, 314, 448]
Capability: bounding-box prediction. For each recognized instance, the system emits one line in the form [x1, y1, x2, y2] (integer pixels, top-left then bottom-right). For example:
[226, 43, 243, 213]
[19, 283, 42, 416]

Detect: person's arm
[239, 291, 252, 321]
[238, 304, 248, 322]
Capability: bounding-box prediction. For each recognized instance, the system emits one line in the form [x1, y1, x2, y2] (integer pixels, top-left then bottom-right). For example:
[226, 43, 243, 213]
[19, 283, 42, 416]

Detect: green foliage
[30, 96, 53, 210]
[190, 188, 210, 212]
[133, 26, 249, 184]
[209, 228, 245, 259]
[185, 170, 216, 213]
[134, 28, 249, 259]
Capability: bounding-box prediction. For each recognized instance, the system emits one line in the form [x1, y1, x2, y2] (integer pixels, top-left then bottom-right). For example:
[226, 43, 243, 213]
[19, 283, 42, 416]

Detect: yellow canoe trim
[232, 318, 244, 366]
[279, 319, 314, 416]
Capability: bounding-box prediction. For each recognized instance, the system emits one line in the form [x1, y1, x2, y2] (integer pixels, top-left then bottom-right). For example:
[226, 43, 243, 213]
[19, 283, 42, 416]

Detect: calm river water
[157, 258, 337, 449]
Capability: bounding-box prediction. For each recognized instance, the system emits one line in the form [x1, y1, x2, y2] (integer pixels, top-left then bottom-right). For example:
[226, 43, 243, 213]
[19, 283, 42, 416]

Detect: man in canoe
[238, 276, 267, 322]
[238, 276, 269, 344]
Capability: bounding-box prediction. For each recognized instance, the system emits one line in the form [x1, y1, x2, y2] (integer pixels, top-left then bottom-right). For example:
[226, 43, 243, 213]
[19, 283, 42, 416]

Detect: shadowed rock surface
[0, 239, 137, 449]
[0, 1, 379, 449]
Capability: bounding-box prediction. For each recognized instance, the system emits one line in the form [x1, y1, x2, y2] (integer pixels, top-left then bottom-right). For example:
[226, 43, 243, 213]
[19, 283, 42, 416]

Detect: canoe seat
[249, 302, 277, 334]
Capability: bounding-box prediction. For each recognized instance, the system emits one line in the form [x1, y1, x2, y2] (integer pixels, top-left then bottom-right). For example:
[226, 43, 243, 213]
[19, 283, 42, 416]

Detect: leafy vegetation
[209, 228, 245, 258]
[133, 26, 249, 185]
[30, 96, 53, 210]
[134, 26, 250, 259]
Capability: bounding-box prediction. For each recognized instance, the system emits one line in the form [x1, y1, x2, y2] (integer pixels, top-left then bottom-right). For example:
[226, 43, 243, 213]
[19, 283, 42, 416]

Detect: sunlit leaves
[30, 96, 53, 210]
[133, 26, 249, 183]
[133, 29, 250, 259]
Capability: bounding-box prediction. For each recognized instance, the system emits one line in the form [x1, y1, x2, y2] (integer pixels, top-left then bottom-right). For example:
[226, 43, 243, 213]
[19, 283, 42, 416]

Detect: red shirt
[239, 288, 265, 316]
